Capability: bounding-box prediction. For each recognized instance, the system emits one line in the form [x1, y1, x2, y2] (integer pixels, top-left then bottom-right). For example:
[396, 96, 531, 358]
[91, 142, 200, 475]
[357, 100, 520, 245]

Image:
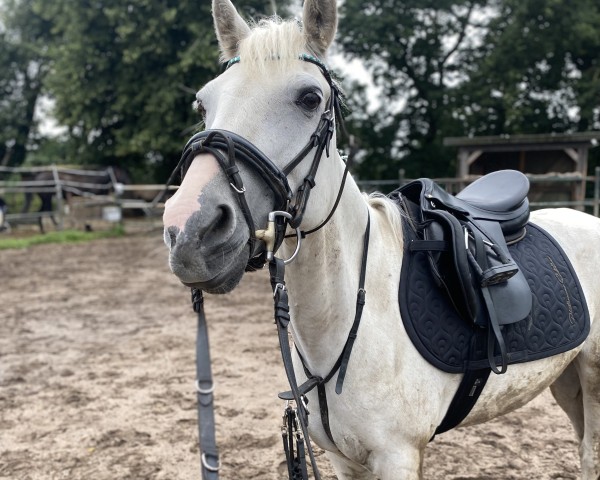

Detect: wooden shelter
[444, 132, 600, 205]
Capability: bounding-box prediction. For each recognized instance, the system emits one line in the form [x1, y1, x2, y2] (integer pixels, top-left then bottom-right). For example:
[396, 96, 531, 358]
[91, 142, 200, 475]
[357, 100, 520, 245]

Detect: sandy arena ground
[0, 230, 582, 479]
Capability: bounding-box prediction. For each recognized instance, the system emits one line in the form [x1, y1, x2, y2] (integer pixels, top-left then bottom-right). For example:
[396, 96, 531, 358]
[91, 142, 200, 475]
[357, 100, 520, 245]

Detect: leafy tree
[0, 0, 52, 168]
[455, 0, 600, 136]
[339, 0, 491, 179]
[8, 0, 287, 181]
[338, 0, 599, 181]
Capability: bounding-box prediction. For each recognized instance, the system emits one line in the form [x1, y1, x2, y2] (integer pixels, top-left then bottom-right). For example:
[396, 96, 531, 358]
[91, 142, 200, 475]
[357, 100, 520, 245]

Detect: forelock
[237, 18, 312, 76]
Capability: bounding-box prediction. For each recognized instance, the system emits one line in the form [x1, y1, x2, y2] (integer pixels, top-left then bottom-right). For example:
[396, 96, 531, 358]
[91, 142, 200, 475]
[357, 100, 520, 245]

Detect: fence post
[51, 164, 64, 230]
[594, 166, 600, 218]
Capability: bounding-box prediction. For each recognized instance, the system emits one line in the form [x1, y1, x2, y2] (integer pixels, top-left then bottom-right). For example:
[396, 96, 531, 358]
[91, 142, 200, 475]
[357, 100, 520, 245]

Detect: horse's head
[163, 0, 343, 293]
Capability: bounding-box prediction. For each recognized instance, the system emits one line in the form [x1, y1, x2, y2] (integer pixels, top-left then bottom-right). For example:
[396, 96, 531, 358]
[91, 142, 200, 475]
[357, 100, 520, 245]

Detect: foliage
[0, 0, 53, 168]
[37, 0, 287, 180]
[454, 0, 600, 136]
[2, 0, 286, 180]
[339, 0, 600, 180]
[0, 226, 124, 250]
[2, 0, 598, 183]
[339, 0, 490, 179]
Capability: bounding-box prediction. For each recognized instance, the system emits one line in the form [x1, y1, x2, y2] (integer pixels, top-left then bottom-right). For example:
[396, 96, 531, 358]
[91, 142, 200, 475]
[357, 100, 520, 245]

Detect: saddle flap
[422, 209, 479, 323]
[393, 175, 533, 329]
[468, 220, 532, 326]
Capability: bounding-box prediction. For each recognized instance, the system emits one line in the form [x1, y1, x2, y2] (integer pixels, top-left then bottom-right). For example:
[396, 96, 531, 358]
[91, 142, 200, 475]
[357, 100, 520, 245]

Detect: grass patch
[0, 225, 125, 250]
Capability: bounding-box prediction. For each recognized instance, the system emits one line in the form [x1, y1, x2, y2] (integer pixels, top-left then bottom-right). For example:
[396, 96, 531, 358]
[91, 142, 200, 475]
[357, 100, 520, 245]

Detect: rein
[190, 212, 370, 480]
[277, 213, 371, 444]
[173, 53, 368, 480]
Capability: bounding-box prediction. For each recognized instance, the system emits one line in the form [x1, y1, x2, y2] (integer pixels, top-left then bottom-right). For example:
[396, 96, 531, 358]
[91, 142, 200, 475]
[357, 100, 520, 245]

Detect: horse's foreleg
[326, 451, 378, 480]
[325, 434, 424, 479]
[370, 449, 424, 480]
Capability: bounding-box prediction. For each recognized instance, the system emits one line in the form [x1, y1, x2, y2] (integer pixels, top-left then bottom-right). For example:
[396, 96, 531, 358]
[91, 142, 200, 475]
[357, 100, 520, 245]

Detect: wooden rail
[2, 165, 599, 233]
[356, 167, 600, 216]
[0, 165, 122, 230]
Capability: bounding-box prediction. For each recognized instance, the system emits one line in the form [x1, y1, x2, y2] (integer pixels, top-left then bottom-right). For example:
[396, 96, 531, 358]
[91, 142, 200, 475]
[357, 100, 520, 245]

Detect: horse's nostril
[211, 205, 235, 237]
[167, 226, 178, 249]
[197, 205, 237, 250]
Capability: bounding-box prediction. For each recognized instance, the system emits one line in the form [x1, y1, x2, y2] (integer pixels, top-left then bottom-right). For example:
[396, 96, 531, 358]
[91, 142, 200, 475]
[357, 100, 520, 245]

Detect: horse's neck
[281, 177, 376, 376]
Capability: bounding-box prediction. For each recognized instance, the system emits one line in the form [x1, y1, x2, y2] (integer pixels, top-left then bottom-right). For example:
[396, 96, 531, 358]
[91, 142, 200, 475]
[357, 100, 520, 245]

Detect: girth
[391, 170, 533, 374]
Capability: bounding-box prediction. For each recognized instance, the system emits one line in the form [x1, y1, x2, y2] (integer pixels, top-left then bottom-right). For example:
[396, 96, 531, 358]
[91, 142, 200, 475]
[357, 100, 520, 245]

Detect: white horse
[163, 1, 600, 478]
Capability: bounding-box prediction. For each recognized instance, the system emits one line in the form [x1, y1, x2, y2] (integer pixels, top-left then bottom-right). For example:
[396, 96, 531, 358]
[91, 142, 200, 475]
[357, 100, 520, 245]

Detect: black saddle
[391, 170, 533, 374]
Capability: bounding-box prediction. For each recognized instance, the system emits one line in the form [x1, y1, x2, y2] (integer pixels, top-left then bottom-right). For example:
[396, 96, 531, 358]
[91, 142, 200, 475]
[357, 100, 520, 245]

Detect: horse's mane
[367, 193, 405, 241]
[237, 18, 315, 76]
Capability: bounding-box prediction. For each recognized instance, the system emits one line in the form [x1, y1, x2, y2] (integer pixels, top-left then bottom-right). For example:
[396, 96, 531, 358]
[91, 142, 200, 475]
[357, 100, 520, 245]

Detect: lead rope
[188, 267, 320, 480]
[190, 268, 320, 480]
[191, 289, 220, 480]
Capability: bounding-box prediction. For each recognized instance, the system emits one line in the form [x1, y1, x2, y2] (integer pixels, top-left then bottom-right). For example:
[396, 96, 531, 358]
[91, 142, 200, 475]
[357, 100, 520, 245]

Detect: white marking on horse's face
[162, 148, 254, 292]
[162, 153, 220, 238]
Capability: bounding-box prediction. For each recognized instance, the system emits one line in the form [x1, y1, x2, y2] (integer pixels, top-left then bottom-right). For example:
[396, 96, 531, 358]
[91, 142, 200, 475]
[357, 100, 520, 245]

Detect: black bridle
[169, 54, 369, 480]
[166, 53, 349, 269]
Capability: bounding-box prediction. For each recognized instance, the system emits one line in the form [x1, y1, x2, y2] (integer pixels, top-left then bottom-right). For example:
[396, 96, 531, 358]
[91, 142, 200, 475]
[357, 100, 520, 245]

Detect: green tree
[0, 0, 52, 168]
[26, 0, 286, 181]
[338, 0, 600, 181]
[455, 0, 600, 136]
[339, 0, 491, 179]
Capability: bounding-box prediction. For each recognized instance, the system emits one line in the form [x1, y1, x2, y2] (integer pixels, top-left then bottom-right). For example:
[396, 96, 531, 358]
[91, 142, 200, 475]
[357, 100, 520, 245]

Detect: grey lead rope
[192, 289, 220, 480]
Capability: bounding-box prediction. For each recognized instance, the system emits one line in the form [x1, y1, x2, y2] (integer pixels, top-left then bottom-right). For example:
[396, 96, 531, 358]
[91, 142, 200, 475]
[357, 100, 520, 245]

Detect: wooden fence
[1, 164, 599, 232]
[356, 166, 600, 217]
[0, 165, 123, 230]
[0, 165, 179, 231]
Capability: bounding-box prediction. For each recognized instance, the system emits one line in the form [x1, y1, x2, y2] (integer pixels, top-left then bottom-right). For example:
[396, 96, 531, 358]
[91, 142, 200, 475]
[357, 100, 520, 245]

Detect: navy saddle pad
[400, 219, 590, 373]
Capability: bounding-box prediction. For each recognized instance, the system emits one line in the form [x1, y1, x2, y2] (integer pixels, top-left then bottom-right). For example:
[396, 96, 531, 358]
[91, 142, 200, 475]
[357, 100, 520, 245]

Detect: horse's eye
[296, 91, 322, 111]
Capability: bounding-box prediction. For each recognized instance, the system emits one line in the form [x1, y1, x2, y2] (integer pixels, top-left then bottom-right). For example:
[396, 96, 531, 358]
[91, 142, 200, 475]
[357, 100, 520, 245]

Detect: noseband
[169, 53, 347, 270]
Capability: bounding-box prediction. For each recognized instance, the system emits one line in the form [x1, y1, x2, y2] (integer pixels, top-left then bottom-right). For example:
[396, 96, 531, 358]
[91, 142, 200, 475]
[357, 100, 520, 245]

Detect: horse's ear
[212, 0, 251, 61]
[302, 0, 338, 57]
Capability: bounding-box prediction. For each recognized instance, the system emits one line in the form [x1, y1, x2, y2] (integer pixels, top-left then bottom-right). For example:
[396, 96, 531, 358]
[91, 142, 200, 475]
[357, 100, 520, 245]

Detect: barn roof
[444, 132, 600, 149]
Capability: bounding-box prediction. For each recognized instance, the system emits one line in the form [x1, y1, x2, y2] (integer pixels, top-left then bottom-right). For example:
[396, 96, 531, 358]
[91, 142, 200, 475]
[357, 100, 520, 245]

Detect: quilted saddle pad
[399, 220, 590, 374]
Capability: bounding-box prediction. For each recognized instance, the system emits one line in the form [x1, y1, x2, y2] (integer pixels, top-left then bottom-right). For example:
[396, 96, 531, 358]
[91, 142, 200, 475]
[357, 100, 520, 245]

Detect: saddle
[391, 170, 533, 374]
